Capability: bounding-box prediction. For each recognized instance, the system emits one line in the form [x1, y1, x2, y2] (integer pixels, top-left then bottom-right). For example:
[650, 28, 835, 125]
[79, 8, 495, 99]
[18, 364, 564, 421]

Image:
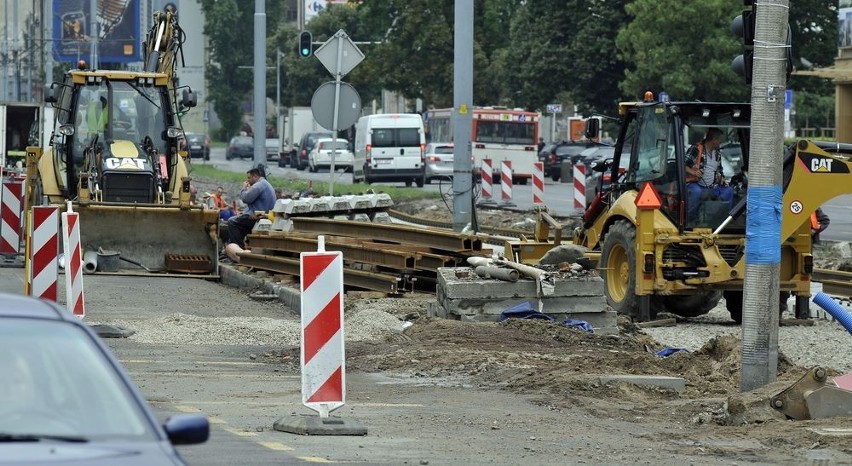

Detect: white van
[354, 113, 426, 186]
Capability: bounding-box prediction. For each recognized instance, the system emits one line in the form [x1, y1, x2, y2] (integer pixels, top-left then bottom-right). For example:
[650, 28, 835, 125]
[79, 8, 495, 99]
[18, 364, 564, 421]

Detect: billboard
[54, 0, 141, 64]
[305, 0, 349, 23]
[841, 0, 852, 49]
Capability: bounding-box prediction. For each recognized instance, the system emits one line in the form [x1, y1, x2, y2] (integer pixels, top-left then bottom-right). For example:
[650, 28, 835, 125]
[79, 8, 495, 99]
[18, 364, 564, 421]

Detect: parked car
[538, 141, 596, 181]
[308, 138, 353, 172]
[225, 135, 253, 160]
[294, 131, 334, 170]
[265, 138, 280, 162]
[277, 140, 295, 168]
[184, 132, 210, 160]
[424, 142, 454, 184]
[0, 292, 209, 464]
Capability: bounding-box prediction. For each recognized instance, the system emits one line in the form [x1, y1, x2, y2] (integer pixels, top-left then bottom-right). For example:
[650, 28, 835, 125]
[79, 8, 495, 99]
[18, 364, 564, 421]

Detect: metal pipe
[475, 265, 519, 282]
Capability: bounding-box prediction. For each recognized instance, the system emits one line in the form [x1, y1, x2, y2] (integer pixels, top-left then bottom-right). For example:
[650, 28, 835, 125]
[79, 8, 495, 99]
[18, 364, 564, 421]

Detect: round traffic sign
[310, 81, 362, 131]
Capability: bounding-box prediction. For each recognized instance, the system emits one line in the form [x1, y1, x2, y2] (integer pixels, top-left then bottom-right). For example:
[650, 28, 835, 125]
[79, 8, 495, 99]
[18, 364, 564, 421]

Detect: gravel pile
[644, 297, 852, 374]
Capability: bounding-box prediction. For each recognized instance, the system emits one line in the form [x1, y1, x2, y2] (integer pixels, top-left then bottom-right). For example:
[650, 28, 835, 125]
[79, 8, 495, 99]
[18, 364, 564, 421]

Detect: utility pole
[740, 0, 790, 391]
[451, 0, 473, 233]
[252, 0, 266, 168]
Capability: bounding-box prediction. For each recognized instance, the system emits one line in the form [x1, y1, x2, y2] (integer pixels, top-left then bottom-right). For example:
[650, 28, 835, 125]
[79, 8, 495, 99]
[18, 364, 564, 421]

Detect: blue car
[0, 293, 208, 465]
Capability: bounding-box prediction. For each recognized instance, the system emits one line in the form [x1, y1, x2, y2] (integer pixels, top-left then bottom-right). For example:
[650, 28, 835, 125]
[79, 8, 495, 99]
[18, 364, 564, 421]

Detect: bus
[425, 107, 540, 184]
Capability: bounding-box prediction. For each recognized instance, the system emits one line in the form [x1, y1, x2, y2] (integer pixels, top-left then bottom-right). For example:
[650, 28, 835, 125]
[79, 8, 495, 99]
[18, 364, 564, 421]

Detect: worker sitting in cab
[685, 127, 734, 224]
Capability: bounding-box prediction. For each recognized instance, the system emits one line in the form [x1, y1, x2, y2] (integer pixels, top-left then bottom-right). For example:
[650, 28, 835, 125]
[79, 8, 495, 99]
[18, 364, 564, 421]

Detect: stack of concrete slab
[436, 267, 616, 333]
[269, 194, 396, 232]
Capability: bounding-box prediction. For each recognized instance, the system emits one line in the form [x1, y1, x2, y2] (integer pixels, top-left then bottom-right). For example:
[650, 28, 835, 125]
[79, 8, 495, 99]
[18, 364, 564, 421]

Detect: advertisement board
[53, 0, 141, 64]
[840, 1, 852, 49]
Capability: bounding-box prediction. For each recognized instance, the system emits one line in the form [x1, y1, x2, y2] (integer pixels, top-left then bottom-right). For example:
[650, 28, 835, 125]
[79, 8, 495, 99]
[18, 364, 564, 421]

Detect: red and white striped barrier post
[532, 162, 545, 204]
[1, 181, 23, 257]
[573, 163, 586, 212]
[501, 161, 515, 206]
[61, 204, 85, 317]
[27, 206, 59, 302]
[300, 236, 345, 418]
[480, 159, 494, 203]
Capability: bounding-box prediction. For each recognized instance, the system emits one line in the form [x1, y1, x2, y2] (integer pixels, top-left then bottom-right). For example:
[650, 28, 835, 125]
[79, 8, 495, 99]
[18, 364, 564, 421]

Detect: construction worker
[685, 128, 734, 223]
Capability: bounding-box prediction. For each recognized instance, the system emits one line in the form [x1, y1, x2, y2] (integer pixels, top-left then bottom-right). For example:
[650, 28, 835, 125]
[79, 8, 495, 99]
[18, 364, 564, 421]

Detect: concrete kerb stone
[597, 374, 686, 394]
[219, 264, 301, 311]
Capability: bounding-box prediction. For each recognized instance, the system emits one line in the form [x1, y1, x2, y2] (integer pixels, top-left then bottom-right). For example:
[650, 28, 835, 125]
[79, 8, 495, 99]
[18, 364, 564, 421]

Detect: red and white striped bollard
[573, 163, 586, 212]
[1, 181, 23, 256]
[480, 159, 493, 201]
[62, 204, 85, 317]
[501, 161, 514, 205]
[28, 206, 60, 302]
[532, 162, 545, 204]
[300, 236, 345, 417]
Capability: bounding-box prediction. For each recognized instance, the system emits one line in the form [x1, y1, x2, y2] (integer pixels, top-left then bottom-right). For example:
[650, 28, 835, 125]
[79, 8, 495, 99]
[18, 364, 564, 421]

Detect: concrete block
[437, 268, 603, 299]
[273, 415, 367, 436]
[597, 375, 686, 393]
[351, 213, 370, 222]
[350, 195, 372, 210]
[374, 193, 394, 208]
[271, 218, 293, 232]
[272, 198, 291, 213]
[284, 199, 312, 215]
[252, 219, 272, 232]
[372, 212, 392, 224]
[328, 197, 350, 211]
[310, 198, 331, 213]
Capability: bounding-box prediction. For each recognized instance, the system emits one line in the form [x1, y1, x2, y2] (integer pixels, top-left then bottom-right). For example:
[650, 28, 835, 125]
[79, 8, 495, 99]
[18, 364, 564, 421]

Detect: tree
[617, 0, 747, 102]
[199, 0, 255, 139]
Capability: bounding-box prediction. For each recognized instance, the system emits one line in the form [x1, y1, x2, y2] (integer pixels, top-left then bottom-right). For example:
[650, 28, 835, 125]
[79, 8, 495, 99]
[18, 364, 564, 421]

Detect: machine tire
[415, 176, 425, 188]
[601, 220, 639, 318]
[724, 290, 743, 323]
[552, 172, 561, 182]
[405, 180, 413, 187]
[662, 291, 722, 318]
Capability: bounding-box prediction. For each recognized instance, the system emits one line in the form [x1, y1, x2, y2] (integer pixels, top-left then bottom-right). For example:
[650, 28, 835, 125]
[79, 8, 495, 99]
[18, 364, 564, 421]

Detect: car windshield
[0, 319, 156, 441]
[186, 133, 204, 144]
[432, 145, 453, 155]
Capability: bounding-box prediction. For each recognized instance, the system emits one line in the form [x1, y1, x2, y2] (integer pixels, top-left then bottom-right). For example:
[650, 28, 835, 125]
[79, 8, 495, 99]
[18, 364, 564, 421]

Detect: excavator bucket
[72, 203, 219, 275]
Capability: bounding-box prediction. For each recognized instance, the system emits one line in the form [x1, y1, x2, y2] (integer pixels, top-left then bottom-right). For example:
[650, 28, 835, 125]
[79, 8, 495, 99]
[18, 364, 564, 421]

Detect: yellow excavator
[507, 95, 852, 322]
[24, 7, 219, 274]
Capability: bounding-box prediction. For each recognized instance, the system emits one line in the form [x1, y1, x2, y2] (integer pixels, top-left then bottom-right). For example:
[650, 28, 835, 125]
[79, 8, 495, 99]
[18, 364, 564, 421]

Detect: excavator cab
[587, 101, 751, 233]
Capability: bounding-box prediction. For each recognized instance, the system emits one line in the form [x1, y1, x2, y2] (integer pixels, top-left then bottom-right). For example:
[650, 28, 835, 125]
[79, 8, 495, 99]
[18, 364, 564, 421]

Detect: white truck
[0, 102, 51, 175]
[280, 106, 322, 167]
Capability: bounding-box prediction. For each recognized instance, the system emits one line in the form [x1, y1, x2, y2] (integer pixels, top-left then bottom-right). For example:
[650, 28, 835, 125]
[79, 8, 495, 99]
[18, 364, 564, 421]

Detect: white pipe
[83, 250, 98, 274]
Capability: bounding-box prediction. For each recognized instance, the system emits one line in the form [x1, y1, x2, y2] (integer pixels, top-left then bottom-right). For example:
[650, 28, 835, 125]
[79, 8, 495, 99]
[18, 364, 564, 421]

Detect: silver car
[424, 142, 454, 184]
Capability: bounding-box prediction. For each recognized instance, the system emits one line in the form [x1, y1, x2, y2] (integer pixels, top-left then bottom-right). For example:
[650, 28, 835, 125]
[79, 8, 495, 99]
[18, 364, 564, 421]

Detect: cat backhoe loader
[525, 96, 852, 322]
[24, 7, 219, 274]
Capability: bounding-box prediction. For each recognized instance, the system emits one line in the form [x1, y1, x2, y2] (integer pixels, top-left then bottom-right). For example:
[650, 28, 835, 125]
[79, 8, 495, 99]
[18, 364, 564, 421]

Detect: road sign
[546, 103, 562, 114]
[314, 30, 365, 78]
[311, 81, 362, 131]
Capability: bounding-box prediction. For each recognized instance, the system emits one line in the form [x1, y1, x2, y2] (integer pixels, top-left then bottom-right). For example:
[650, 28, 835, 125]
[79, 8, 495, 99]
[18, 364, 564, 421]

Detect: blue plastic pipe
[813, 292, 852, 335]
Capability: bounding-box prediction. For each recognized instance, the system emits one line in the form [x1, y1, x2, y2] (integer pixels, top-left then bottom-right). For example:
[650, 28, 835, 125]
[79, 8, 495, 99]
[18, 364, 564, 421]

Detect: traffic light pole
[740, 0, 790, 392]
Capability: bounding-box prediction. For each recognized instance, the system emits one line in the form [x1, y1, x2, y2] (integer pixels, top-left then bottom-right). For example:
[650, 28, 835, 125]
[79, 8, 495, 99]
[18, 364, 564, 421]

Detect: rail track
[813, 268, 852, 299]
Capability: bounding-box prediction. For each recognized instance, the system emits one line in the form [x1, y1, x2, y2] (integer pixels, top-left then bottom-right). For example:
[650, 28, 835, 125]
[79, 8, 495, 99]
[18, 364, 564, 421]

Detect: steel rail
[813, 268, 852, 299]
[248, 235, 418, 270]
[237, 253, 400, 294]
[290, 217, 483, 251]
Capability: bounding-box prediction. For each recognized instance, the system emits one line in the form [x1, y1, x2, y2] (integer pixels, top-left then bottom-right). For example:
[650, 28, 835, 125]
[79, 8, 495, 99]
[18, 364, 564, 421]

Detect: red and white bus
[425, 107, 540, 184]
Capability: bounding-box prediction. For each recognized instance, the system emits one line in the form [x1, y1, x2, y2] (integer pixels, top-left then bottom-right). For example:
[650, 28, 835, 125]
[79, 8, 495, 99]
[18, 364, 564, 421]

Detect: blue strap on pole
[745, 185, 782, 265]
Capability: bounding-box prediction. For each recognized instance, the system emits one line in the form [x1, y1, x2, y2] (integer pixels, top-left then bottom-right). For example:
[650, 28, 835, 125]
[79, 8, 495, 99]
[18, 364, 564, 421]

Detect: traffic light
[730, 3, 756, 84]
[299, 31, 313, 58]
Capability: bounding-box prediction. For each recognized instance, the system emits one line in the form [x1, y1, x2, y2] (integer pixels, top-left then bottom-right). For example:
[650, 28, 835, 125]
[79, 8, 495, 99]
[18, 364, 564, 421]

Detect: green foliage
[189, 164, 439, 202]
[617, 0, 747, 102]
[198, 0, 837, 137]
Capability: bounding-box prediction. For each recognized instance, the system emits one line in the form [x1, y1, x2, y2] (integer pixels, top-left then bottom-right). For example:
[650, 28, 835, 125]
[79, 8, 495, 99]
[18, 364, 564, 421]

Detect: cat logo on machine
[105, 158, 148, 170]
[801, 153, 850, 174]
